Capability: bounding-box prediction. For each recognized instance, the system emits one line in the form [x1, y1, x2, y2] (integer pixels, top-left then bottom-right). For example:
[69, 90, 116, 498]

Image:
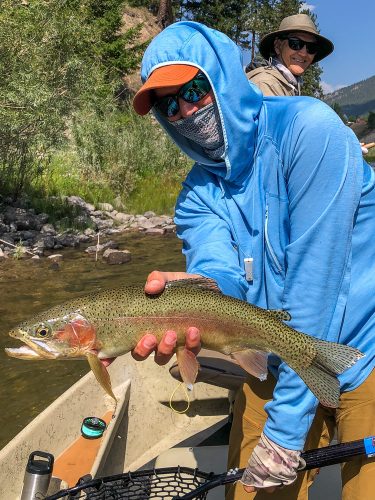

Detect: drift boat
[0, 351, 343, 499]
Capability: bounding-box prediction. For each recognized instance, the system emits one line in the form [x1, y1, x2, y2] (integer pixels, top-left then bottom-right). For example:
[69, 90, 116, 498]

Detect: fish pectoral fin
[230, 350, 268, 381]
[176, 347, 200, 390]
[267, 309, 291, 322]
[86, 352, 117, 402]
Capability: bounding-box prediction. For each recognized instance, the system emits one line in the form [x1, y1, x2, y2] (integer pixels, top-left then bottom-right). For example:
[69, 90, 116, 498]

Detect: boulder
[98, 202, 114, 212]
[102, 248, 131, 265]
[145, 228, 166, 235]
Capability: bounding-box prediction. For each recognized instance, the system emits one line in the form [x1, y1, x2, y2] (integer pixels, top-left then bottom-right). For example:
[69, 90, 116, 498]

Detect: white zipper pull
[244, 257, 254, 282]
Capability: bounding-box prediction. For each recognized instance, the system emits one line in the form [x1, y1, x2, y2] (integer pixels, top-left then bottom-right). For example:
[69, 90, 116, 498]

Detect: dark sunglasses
[154, 72, 211, 118]
[280, 36, 319, 55]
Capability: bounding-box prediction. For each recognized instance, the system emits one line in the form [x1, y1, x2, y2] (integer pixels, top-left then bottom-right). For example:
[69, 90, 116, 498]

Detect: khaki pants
[226, 370, 375, 500]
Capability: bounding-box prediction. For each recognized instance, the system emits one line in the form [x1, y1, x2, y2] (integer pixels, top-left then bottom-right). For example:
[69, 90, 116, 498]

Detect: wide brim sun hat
[259, 13, 334, 63]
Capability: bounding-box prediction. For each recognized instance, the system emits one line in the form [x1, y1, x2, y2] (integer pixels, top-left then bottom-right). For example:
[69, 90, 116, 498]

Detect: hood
[140, 21, 263, 182]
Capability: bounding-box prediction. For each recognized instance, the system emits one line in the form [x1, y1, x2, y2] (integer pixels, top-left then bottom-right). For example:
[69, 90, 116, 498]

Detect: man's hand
[131, 270, 202, 364]
[241, 432, 304, 493]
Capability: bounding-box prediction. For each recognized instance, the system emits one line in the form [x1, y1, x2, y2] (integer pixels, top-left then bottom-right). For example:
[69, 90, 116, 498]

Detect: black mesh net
[45, 467, 214, 500]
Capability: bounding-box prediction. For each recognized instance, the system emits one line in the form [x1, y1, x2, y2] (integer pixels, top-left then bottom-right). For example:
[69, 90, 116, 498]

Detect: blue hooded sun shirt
[140, 21, 375, 450]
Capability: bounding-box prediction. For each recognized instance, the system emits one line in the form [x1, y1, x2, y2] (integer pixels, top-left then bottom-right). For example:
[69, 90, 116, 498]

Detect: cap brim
[133, 64, 199, 116]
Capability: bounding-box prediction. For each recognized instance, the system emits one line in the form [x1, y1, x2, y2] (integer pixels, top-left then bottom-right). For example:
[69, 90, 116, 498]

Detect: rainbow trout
[5, 279, 363, 407]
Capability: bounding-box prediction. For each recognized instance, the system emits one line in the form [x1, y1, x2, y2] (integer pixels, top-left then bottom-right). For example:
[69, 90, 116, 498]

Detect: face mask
[169, 103, 225, 160]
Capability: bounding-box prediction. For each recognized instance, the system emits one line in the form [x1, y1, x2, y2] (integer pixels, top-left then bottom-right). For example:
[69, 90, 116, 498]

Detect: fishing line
[169, 382, 191, 414]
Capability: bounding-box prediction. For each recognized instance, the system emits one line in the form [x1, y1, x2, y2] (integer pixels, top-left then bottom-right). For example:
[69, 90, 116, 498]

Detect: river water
[0, 233, 184, 450]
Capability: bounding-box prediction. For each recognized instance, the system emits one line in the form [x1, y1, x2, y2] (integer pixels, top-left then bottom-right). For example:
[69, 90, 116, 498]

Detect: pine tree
[368, 112, 375, 130]
[246, 0, 278, 60]
[273, 0, 302, 22]
[331, 102, 347, 124]
[84, 0, 147, 82]
[299, 7, 324, 97]
[179, 0, 251, 48]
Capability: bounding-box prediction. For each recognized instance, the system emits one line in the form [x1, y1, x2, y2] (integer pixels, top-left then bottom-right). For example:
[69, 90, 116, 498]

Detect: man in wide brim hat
[259, 13, 334, 63]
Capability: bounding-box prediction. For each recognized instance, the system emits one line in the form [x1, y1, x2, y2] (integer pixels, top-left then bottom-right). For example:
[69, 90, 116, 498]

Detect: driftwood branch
[0, 238, 35, 256]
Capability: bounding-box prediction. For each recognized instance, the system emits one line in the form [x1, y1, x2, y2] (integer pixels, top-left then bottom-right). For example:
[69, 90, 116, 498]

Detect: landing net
[45, 466, 215, 499]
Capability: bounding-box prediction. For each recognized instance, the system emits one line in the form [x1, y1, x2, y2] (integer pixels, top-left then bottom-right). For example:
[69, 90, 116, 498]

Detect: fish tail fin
[293, 340, 363, 408]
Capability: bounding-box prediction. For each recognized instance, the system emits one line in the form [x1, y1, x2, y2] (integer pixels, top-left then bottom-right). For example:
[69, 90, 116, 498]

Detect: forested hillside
[0, 0, 327, 218]
[324, 75, 375, 117]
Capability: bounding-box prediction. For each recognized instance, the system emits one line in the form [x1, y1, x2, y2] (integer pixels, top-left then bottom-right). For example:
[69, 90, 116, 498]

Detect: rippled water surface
[0, 233, 184, 450]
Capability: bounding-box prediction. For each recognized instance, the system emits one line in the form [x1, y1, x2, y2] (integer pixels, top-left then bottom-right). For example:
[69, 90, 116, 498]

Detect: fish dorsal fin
[166, 277, 221, 293]
[230, 349, 268, 381]
[267, 309, 291, 322]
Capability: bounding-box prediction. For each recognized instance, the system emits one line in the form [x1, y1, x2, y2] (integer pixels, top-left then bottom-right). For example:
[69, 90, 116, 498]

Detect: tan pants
[226, 370, 375, 500]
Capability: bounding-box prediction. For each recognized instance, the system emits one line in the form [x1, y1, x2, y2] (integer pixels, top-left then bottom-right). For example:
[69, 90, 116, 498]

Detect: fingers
[144, 270, 202, 295]
[100, 358, 116, 367]
[131, 331, 177, 365]
[145, 270, 168, 295]
[243, 485, 277, 494]
[185, 326, 201, 355]
[154, 330, 177, 365]
[243, 485, 256, 493]
[131, 334, 157, 361]
[131, 327, 201, 365]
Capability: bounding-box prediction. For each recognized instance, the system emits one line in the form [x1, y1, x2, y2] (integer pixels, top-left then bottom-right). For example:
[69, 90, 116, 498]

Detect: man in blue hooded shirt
[131, 21, 375, 499]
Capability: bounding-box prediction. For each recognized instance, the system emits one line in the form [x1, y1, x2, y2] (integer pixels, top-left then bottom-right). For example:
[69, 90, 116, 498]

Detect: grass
[366, 149, 375, 163]
[126, 172, 184, 215]
[27, 106, 192, 218]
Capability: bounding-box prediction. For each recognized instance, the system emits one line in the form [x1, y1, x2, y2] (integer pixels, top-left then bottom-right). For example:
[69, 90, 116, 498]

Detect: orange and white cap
[133, 64, 199, 116]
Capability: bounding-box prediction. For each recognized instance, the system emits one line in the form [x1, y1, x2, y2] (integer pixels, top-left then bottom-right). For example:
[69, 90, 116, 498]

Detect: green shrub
[69, 104, 192, 208]
[31, 104, 192, 214]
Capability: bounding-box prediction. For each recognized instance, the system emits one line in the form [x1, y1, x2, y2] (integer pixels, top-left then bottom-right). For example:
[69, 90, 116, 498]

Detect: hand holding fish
[131, 270, 202, 364]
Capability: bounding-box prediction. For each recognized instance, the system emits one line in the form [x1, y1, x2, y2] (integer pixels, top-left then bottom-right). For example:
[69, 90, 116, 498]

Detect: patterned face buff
[169, 102, 225, 161]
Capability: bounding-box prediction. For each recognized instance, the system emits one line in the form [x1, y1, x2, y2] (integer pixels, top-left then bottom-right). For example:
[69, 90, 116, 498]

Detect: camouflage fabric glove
[241, 432, 306, 489]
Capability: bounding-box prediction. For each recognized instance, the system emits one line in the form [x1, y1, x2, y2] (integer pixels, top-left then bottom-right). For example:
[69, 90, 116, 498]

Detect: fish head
[6, 312, 99, 360]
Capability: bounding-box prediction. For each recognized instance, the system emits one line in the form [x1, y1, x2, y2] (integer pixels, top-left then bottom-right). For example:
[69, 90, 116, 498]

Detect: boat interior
[0, 352, 341, 499]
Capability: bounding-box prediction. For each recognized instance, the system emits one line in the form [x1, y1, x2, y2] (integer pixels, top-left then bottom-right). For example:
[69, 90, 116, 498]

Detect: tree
[331, 102, 347, 124]
[273, 0, 302, 22]
[368, 111, 375, 130]
[0, 0, 146, 199]
[84, 0, 147, 83]
[298, 6, 324, 98]
[179, 0, 252, 48]
[0, 0, 96, 199]
[246, 0, 278, 61]
[157, 0, 174, 28]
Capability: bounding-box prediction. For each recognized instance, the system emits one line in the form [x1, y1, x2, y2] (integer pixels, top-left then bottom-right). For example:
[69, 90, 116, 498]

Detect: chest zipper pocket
[265, 204, 283, 275]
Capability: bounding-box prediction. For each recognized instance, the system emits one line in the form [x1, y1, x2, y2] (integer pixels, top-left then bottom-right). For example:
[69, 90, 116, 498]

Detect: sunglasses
[154, 72, 211, 118]
[280, 36, 319, 55]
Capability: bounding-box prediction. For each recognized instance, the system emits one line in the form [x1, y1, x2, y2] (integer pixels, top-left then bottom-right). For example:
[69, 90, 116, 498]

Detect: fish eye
[35, 324, 51, 338]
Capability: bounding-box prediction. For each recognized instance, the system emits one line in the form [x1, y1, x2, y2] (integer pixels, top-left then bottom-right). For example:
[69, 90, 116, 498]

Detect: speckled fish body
[5, 279, 363, 407]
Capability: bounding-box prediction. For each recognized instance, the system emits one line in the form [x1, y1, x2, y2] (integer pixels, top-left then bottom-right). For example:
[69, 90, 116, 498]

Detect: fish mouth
[6, 330, 61, 360]
[5, 346, 45, 360]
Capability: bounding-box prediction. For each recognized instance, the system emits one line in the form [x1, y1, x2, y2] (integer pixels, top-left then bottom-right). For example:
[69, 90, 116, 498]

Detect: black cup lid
[26, 451, 54, 475]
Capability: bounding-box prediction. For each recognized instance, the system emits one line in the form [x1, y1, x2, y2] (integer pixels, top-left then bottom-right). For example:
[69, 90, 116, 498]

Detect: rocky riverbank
[0, 196, 176, 262]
